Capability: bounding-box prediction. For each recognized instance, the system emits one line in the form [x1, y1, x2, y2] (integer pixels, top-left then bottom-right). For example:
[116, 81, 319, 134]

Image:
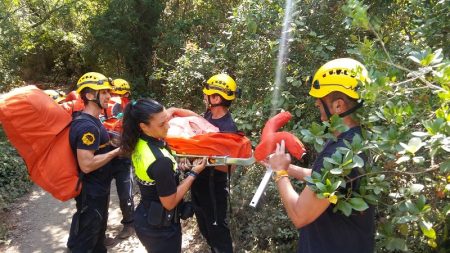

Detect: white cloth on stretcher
[167, 116, 219, 138]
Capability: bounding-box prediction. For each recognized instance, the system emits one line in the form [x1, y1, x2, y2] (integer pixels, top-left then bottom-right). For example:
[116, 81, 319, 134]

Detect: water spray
[250, 0, 297, 207]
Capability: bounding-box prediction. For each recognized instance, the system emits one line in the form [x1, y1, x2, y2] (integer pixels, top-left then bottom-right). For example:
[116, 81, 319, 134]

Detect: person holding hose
[120, 98, 206, 253]
[268, 58, 375, 253]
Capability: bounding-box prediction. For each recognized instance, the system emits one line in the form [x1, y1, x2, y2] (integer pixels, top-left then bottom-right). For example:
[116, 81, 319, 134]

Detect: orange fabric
[261, 111, 292, 138]
[64, 91, 79, 102]
[105, 97, 120, 117]
[254, 112, 306, 161]
[0, 86, 80, 201]
[60, 99, 84, 114]
[103, 117, 123, 133]
[166, 132, 252, 158]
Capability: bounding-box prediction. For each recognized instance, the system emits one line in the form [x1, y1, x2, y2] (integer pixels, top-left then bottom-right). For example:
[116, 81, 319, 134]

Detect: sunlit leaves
[408, 48, 444, 67]
[399, 137, 424, 155]
[419, 219, 436, 240]
[342, 0, 369, 30]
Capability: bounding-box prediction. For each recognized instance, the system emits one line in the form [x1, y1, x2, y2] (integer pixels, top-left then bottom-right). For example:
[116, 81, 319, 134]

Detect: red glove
[255, 112, 306, 161]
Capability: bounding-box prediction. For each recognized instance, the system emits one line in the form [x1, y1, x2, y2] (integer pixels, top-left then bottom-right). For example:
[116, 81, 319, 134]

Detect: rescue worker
[67, 72, 121, 253]
[268, 58, 375, 253]
[190, 73, 239, 253]
[120, 98, 207, 253]
[107, 78, 131, 117]
[104, 78, 134, 244]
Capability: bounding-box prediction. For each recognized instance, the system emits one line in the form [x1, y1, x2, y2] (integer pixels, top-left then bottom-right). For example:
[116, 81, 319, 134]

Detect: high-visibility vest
[132, 138, 177, 184]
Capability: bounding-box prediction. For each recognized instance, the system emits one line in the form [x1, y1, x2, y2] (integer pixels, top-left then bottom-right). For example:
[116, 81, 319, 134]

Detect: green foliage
[0, 128, 31, 207]
[0, 127, 32, 242]
[294, 1, 450, 252]
[89, 0, 164, 97]
[230, 164, 298, 252]
[0, 0, 449, 252]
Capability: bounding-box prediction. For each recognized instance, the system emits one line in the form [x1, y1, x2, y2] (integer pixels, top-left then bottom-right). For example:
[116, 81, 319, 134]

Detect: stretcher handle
[174, 154, 255, 166]
[249, 166, 272, 207]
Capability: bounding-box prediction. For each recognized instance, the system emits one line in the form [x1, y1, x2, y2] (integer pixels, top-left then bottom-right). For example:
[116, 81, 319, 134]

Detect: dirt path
[0, 182, 208, 253]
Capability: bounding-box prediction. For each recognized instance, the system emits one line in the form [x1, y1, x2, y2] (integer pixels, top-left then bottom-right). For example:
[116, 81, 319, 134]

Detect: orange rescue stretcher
[165, 132, 255, 167]
[103, 115, 255, 166]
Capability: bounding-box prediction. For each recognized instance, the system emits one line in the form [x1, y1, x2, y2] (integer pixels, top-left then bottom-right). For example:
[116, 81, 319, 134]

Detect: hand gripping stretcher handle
[249, 166, 272, 207]
[173, 154, 256, 167]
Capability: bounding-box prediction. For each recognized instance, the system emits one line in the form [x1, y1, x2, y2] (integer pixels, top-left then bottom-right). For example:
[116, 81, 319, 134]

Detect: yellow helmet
[44, 89, 66, 103]
[112, 78, 131, 95]
[203, 74, 238, 101]
[309, 58, 370, 99]
[76, 72, 112, 93]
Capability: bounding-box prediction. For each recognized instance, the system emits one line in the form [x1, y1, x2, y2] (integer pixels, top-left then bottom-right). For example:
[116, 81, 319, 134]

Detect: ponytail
[121, 98, 164, 155]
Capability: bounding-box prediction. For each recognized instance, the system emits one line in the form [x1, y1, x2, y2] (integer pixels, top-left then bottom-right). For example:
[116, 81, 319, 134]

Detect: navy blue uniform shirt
[69, 112, 113, 197]
[203, 110, 238, 133]
[198, 110, 238, 181]
[298, 126, 375, 253]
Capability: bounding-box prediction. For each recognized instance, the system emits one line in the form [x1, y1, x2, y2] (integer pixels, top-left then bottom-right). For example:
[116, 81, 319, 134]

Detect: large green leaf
[349, 197, 369, 211]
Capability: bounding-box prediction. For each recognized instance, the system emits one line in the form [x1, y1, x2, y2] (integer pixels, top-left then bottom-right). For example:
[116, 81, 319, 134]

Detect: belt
[136, 178, 155, 186]
[142, 200, 179, 225]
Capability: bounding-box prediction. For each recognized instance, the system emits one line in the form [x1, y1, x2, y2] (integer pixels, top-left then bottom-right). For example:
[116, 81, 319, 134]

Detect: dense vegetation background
[0, 0, 449, 252]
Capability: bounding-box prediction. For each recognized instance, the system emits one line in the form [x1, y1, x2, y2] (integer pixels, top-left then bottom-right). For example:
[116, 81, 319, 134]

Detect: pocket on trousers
[147, 201, 165, 226]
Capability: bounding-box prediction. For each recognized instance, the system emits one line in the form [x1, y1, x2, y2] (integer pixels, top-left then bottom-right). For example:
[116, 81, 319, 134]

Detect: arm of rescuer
[268, 140, 329, 229]
[159, 157, 207, 210]
[77, 148, 122, 174]
[259, 160, 310, 181]
[179, 159, 236, 174]
[166, 107, 200, 119]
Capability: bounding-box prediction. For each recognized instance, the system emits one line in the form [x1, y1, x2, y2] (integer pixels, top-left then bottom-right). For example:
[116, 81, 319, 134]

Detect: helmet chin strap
[320, 99, 364, 121]
[320, 99, 332, 120]
[338, 100, 363, 118]
[87, 91, 103, 109]
[207, 95, 225, 108]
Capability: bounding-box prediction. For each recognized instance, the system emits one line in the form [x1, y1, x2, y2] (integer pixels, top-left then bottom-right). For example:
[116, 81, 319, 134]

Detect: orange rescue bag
[0, 86, 80, 201]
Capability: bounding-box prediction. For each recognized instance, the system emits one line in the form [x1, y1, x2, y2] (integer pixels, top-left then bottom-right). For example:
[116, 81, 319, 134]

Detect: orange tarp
[166, 132, 252, 158]
[0, 86, 80, 201]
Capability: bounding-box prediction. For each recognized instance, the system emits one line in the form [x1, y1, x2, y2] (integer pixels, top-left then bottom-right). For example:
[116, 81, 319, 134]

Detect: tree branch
[0, 5, 26, 23]
[30, 1, 65, 28]
[347, 165, 440, 183]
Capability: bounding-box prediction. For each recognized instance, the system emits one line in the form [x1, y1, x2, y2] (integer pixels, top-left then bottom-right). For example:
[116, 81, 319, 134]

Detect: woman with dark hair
[121, 98, 206, 253]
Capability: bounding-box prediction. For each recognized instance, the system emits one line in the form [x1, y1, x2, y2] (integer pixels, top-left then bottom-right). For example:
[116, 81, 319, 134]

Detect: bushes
[155, 0, 449, 252]
[0, 127, 32, 241]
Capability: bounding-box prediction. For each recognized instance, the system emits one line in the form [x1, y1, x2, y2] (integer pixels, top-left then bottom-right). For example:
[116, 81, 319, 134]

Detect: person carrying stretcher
[179, 73, 240, 253]
[103, 78, 135, 245]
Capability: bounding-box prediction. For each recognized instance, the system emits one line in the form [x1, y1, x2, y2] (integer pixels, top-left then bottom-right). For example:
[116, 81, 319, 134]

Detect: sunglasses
[78, 77, 112, 87]
[114, 87, 130, 91]
[203, 83, 239, 97]
[303, 76, 357, 91]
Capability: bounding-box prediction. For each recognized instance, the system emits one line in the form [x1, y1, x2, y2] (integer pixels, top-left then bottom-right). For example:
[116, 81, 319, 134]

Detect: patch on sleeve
[82, 132, 95, 146]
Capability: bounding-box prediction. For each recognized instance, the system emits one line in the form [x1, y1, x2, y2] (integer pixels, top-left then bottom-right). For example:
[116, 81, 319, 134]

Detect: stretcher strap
[209, 169, 218, 226]
[227, 165, 232, 216]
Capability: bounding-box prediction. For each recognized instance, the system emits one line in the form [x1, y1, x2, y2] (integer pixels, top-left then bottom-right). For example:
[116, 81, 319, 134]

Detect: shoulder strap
[72, 113, 101, 136]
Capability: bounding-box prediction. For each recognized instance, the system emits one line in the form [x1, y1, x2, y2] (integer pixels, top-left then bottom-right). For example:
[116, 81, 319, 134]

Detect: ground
[0, 181, 209, 253]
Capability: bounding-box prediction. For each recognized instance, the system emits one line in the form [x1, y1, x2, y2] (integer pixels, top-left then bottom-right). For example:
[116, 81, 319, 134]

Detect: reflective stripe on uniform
[132, 138, 177, 184]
